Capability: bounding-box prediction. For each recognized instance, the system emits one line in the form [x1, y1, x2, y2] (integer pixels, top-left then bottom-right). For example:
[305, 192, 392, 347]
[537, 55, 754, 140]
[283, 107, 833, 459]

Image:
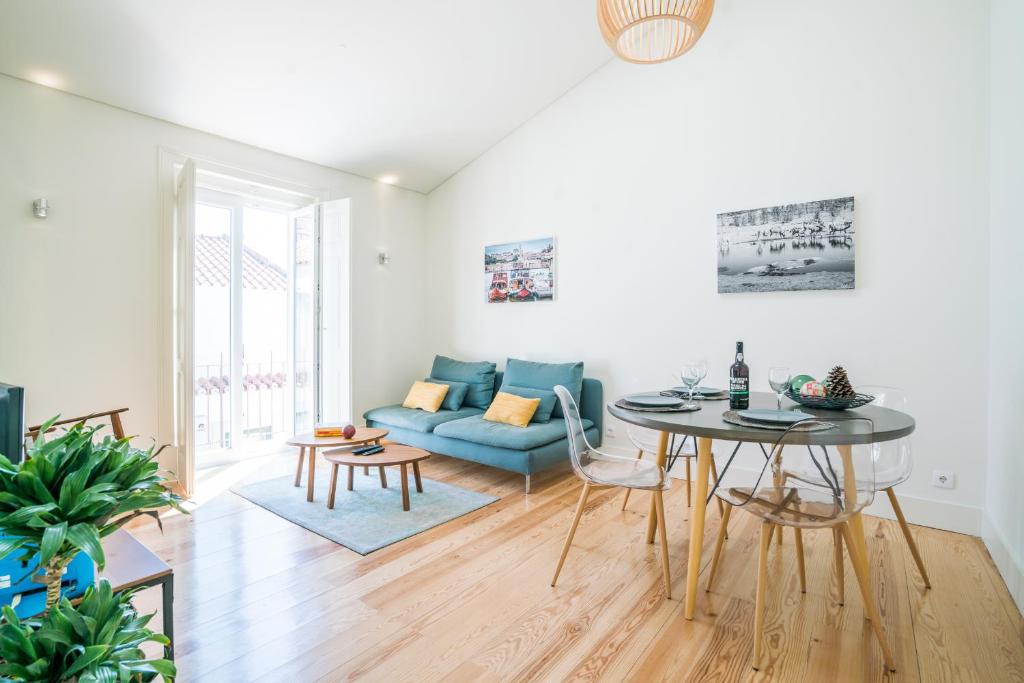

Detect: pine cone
[824, 365, 856, 398]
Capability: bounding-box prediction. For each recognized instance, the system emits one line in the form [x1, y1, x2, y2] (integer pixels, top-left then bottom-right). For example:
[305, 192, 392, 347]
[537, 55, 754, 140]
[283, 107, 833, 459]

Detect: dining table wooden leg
[838, 444, 871, 614]
[306, 447, 317, 502]
[646, 430, 671, 544]
[684, 435, 714, 620]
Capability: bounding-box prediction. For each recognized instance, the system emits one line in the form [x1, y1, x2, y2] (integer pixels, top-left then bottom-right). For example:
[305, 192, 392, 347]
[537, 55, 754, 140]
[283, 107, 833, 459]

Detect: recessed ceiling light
[27, 70, 64, 89]
[378, 175, 399, 185]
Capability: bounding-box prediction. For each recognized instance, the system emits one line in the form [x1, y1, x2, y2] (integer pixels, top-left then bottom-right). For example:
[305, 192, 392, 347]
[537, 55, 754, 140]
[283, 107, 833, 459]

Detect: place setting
[616, 361, 725, 413]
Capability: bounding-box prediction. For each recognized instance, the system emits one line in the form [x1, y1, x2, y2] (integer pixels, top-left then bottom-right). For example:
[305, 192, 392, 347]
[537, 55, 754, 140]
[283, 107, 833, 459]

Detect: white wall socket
[931, 470, 955, 489]
[605, 426, 617, 437]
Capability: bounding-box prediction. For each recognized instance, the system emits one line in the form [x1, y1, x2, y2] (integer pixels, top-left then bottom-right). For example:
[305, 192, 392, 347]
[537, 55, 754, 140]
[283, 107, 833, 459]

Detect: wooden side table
[287, 428, 388, 502]
[92, 530, 174, 660]
[323, 445, 431, 512]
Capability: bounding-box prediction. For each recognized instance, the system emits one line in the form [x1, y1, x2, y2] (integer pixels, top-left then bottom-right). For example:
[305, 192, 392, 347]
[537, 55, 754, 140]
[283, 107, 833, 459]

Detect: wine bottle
[729, 341, 750, 409]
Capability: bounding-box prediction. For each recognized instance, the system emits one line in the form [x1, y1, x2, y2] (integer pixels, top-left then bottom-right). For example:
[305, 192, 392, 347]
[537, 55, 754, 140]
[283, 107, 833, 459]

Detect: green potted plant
[0, 579, 176, 682]
[0, 419, 186, 611]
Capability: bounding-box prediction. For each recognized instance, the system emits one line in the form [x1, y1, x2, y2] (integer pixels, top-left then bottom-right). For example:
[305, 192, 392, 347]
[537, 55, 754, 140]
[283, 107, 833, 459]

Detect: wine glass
[768, 366, 792, 412]
[680, 361, 707, 408]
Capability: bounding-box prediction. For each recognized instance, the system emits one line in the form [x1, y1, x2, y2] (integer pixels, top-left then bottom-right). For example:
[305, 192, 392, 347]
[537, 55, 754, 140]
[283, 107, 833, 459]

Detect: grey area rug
[231, 467, 498, 555]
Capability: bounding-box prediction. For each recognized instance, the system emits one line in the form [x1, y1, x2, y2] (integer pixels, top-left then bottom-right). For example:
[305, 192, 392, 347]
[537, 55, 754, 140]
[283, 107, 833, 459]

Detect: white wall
[0, 74, 431, 468]
[984, 0, 1024, 613]
[425, 0, 991, 533]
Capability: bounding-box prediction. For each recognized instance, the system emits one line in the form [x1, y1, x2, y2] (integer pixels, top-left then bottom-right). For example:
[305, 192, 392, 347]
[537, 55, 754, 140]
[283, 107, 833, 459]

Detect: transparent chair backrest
[715, 416, 878, 524]
[859, 385, 912, 488]
[626, 424, 695, 456]
[554, 385, 595, 478]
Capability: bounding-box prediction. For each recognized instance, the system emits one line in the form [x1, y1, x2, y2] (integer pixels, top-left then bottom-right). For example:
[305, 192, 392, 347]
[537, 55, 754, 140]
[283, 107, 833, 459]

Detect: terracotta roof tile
[194, 234, 287, 290]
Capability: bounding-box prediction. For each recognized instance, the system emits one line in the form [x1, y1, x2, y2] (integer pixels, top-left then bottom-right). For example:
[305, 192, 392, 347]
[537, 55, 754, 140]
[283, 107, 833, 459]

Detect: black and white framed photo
[717, 196, 855, 293]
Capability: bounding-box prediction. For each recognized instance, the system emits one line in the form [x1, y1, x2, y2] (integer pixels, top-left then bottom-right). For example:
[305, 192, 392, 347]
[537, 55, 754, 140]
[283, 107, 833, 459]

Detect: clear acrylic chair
[705, 417, 896, 672]
[550, 385, 674, 598]
[781, 386, 929, 589]
[622, 425, 725, 513]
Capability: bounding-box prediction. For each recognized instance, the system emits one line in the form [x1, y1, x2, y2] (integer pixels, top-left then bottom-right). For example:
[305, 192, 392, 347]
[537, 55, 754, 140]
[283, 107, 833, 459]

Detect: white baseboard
[599, 443, 982, 535]
[982, 513, 1024, 615]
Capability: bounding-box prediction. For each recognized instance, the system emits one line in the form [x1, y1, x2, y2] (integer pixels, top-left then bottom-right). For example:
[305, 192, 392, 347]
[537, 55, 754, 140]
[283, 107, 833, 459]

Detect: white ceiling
[0, 0, 612, 193]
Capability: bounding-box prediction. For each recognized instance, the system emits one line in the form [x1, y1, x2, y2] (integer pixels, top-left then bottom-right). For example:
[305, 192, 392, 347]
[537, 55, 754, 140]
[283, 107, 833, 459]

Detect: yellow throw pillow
[402, 380, 449, 413]
[483, 391, 541, 428]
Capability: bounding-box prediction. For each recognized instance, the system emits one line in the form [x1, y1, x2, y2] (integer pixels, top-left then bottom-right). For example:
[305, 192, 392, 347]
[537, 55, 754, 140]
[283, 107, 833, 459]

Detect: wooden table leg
[347, 465, 354, 491]
[684, 436, 713, 619]
[294, 446, 306, 487]
[306, 447, 316, 502]
[379, 466, 388, 488]
[773, 445, 785, 545]
[413, 461, 423, 493]
[646, 430, 671, 544]
[400, 463, 410, 511]
[328, 464, 339, 509]
[838, 445, 870, 583]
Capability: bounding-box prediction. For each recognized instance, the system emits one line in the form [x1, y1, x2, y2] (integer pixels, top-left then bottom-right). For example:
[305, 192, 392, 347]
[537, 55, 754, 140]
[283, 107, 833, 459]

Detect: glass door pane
[193, 202, 233, 454]
[291, 207, 316, 435]
[240, 206, 291, 450]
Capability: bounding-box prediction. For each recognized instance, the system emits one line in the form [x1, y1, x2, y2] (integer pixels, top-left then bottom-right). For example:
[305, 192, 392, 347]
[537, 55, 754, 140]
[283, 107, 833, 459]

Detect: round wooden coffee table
[322, 445, 430, 512]
[287, 428, 388, 502]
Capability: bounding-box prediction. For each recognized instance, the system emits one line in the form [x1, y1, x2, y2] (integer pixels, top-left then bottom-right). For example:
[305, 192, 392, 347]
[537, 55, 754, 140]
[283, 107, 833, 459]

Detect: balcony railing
[194, 354, 312, 451]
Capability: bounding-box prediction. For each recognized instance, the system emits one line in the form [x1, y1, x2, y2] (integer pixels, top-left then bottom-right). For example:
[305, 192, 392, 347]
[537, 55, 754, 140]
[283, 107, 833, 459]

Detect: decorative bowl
[784, 389, 875, 410]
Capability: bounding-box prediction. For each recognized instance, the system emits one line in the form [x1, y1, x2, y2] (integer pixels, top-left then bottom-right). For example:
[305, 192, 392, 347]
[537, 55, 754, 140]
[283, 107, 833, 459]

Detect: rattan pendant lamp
[597, 0, 714, 64]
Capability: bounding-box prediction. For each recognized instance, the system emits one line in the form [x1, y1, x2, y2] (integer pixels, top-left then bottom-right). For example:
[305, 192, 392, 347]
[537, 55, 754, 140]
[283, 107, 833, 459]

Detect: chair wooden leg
[294, 447, 305, 487]
[887, 487, 931, 588]
[621, 449, 644, 510]
[833, 526, 845, 605]
[379, 466, 388, 488]
[710, 458, 724, 519]
[753, 520, 772, 671]
[685, 458, 692, 508]
[794, 527, 806, 594]
[551, 482, 592, 587]
[653, 489, 672, 599]
[705, 502, 731, 592]
[841, 523, 896, 672]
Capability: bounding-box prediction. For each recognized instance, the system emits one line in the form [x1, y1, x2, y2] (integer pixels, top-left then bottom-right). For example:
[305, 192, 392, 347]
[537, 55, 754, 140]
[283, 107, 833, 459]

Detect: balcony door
[173, 162, 350, 488]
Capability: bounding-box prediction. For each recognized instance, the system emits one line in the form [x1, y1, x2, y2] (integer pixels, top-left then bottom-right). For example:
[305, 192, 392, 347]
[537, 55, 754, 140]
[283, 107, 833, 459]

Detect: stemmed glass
[680, 361, 708, 409]
[768, 366, 792, 413]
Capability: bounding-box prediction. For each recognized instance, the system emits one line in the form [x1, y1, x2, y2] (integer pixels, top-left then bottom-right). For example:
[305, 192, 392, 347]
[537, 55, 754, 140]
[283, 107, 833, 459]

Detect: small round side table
[286, 428, 388, 502]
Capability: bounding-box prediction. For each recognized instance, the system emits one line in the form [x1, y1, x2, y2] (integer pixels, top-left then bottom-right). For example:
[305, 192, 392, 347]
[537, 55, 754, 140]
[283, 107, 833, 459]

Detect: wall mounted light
[378, 252, 391, 266]
[32, 198, 49, 218]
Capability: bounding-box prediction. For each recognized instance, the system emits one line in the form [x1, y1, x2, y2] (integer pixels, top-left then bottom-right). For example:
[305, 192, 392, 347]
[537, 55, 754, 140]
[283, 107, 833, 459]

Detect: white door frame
[159, 148, 329, 495]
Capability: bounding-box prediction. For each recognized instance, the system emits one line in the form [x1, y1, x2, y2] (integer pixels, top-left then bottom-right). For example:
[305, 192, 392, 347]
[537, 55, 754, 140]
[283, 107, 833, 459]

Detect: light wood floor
[125, 453, 1024, 682]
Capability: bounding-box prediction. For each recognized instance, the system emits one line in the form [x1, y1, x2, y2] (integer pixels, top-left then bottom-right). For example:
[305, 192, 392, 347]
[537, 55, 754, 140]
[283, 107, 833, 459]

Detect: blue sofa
[364, 367, 602, 493]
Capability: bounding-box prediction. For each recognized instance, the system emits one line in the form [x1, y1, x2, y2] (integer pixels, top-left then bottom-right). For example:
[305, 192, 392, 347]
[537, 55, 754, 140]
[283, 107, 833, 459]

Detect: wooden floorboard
[122, 453, 1024, 682]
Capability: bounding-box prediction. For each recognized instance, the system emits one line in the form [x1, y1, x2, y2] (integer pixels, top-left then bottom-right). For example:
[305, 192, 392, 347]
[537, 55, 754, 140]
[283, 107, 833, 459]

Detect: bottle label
[729, 377, 749, 395]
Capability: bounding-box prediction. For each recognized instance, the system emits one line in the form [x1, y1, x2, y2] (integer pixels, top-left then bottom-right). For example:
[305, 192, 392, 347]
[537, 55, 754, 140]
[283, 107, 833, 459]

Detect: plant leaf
[40, 521, 68, 564]
[66, 523, 105, 569]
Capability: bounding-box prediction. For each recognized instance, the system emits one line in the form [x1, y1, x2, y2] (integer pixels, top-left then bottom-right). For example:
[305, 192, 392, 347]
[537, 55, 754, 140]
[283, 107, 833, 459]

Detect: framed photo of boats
[716, 196, 855, 293]
[484, 237, 555, 303]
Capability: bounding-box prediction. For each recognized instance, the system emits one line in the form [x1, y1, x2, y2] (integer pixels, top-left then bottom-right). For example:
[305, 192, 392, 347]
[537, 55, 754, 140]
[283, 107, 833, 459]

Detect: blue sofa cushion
[425, 378, 469, 411]
[503, 358, 584, 417]
[430, 355, 497, 410]
[498, 385, 557, 423]
[434, 414, 592, 450]
[363, 405, 483, 433]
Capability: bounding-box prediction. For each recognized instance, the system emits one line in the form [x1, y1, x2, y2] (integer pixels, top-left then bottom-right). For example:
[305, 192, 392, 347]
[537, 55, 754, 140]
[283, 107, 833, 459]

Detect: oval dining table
[607, 390, 915, 620]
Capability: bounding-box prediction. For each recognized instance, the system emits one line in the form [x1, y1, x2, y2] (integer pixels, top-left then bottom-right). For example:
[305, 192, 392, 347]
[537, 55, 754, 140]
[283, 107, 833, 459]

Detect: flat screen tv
[0, 383, 25, 464]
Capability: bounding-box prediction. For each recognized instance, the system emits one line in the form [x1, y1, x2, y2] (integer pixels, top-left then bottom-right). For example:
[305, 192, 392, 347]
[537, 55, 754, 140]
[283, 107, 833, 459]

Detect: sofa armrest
[579, 378, 603, 445]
